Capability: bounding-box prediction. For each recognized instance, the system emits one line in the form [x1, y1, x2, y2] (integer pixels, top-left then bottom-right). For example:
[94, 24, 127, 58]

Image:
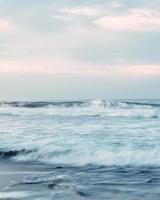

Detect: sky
[0, 0, 160, 100]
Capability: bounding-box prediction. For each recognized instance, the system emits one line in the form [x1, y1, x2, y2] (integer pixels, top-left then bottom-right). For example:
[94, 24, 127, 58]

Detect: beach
[0, 160, 52, 189]
[1, 159, 160, 200]
[0, 160, 54, 199]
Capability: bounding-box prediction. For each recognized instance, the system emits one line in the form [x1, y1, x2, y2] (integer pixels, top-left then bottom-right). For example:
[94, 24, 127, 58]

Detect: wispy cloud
[59, 6, 97, 16]
[94, 9, 160, 31]
[111, 1, 124, 8]
[51, 6, 98, 24]
[52, 15, 71, 21]
[0, 59, 160, 78]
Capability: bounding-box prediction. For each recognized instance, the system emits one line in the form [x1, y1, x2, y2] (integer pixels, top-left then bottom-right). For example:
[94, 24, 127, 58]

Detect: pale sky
[0, 0, 160, 100]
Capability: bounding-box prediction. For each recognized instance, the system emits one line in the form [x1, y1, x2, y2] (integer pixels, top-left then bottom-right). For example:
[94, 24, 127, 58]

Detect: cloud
[52, 15, 71, 21]
[0, 59, 160, 78]
[59, 6, 97, 16]
[120, 64, 160, 76]
[0, 19, 10, 31]
[111, 1, 124, 8]
[94, 9, 160, 31]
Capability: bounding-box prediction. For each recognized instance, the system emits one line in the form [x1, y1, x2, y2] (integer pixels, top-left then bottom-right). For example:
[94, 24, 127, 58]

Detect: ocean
[0, 99, 160, 200]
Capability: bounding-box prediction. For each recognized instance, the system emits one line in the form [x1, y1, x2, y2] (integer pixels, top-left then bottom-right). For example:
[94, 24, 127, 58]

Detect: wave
[0, 101, 85, 108]
[0, 149, 35, 159]
[6, 146, 160, 167]
[0, 100, 160, 109]
[123, 101, 160, 108]
[0, 100, 159, 119]
[44, 108, 159, 118]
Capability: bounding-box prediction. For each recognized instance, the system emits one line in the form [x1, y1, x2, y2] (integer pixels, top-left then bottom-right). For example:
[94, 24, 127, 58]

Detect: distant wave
[0, 100, 160, 108]
[0, 101, 85, 108]
[0, 100, 159, 119]
[123, 101, 160, 108]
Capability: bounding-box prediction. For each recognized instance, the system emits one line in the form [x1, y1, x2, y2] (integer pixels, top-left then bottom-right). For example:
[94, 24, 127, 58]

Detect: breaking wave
[0, 99, 160, 108]
[0, 100, 159, 119]
[2, 147, 160, 167]
[0, 101, 85, 108]
[0, 99, 160, 168]
[0, 149, 34, 159]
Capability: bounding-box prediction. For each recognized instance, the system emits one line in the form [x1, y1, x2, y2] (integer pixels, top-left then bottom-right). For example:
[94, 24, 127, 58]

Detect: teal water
[0, 99, 160, 199]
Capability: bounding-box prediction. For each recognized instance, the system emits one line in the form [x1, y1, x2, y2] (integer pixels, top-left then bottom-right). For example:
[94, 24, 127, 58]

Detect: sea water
[0, 99, 160, 199]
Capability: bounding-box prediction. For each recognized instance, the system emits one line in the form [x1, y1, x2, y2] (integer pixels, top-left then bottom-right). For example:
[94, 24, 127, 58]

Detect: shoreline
[0, 159, 53, 190]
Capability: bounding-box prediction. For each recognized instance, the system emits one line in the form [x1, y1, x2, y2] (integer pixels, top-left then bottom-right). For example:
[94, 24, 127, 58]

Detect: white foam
[13, 146, 160, 167]
[90, 99, 104, 108]
[103, 107, 159, 118]
[0, 191, 30, 198]
[0, 100, 160, 167]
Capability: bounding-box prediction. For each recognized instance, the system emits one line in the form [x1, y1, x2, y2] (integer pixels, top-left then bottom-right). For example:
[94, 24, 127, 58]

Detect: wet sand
[0, 160, 52, 190]
[0, 160, 83, 200]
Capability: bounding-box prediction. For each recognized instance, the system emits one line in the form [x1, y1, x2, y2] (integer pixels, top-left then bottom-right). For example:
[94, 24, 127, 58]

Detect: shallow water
[0, 99, 160, 199]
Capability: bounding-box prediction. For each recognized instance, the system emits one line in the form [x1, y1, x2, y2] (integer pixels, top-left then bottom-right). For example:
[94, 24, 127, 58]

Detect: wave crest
[0, 100, 160, 109]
